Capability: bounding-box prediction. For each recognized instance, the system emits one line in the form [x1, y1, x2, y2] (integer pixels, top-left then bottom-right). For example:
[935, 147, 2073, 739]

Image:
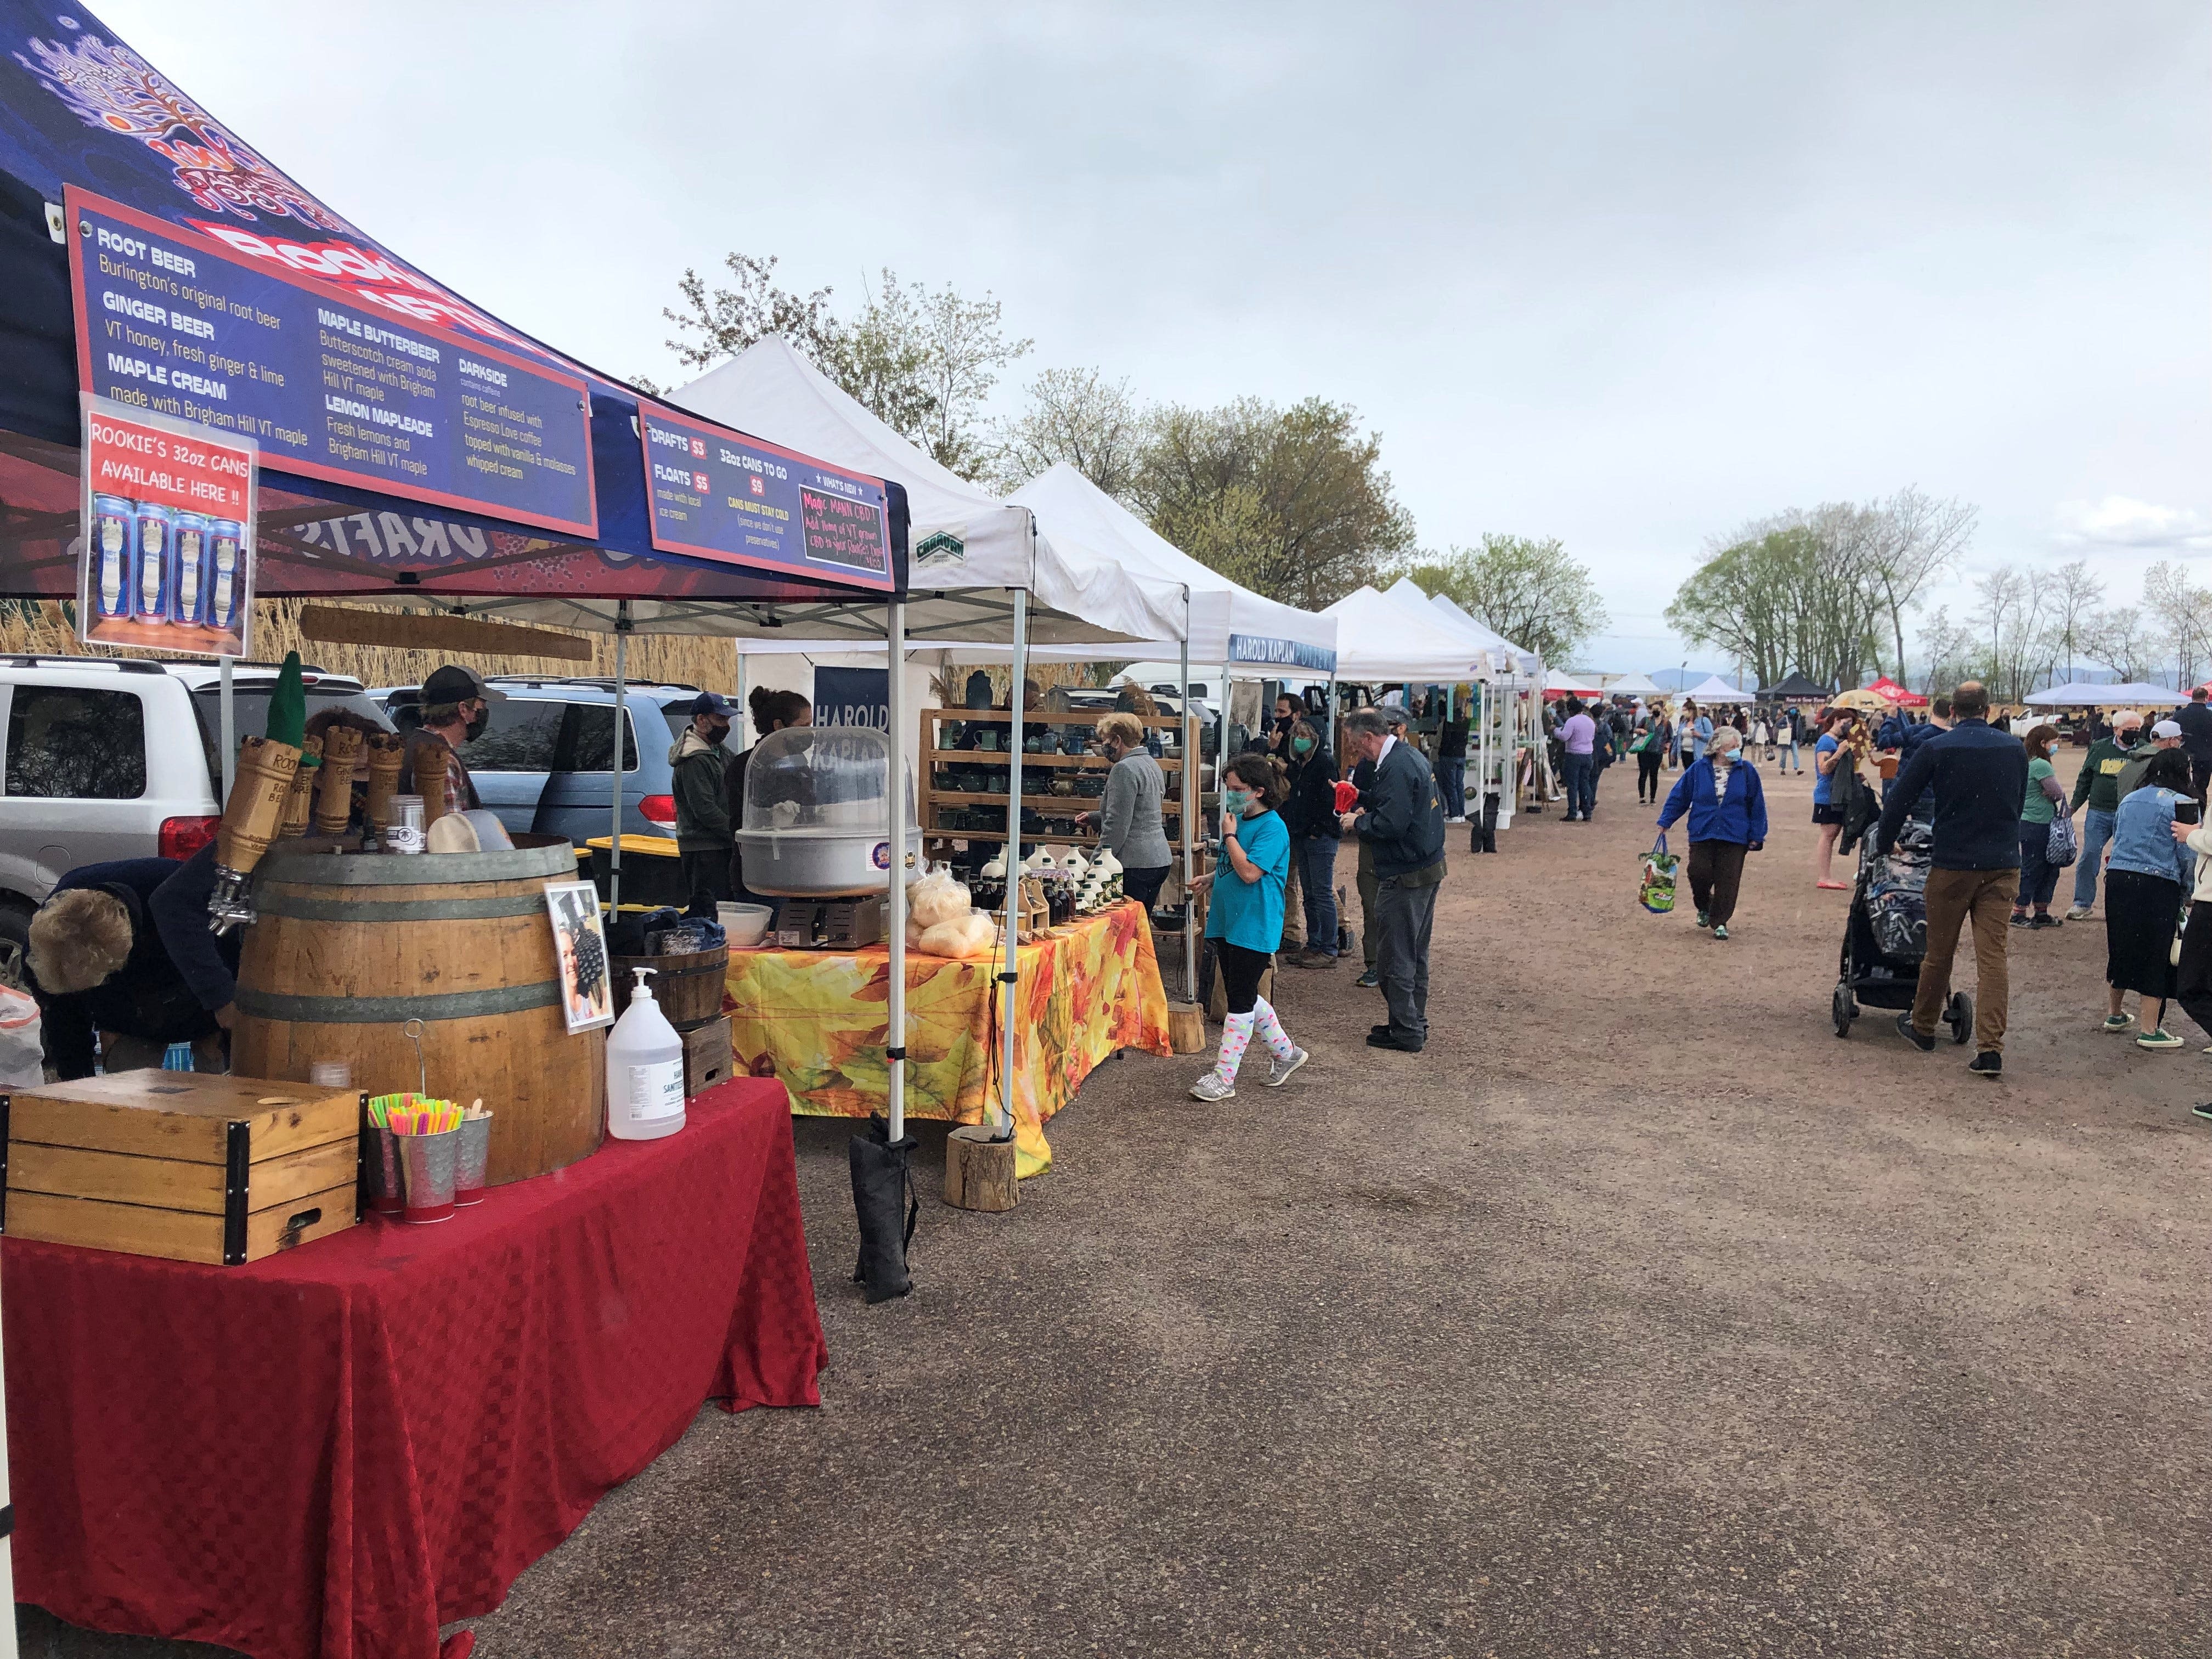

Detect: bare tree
[1866, 487, 1977, 674]
[1970, 565, 2051, 702]
[2143, 560, 2212, 685]
[989, 367, 1146, 497]
[2083, 605, 2161, 682]
[2044, 558, 2104, 682]
[1913, 604, 1977, 694]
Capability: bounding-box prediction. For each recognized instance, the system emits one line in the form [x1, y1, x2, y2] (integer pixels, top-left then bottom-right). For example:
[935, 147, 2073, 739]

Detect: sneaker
[1895, 1012, 1936, 1052]
[1354, 968, 1380, 988]
[1712, 923, 1730, 941]
[1695, 910, 1710, 928]
[2192, 1103, 2212, 1123]
[2066, 906, 2093, 921]
[2030, 913, 2063, 929]
[2137, 1028, 2183, 1051]
[2010, 912, 2030, 928]
[1265, 1047, 1310, 1087]
[1288, 950, 1338, 969]
[1968, 1051, 2002, 1079]
[2102, 1013, 2137, 1034]
[1366, 1030, 1424, 1052]
[1188, 1072, 1236, 1102]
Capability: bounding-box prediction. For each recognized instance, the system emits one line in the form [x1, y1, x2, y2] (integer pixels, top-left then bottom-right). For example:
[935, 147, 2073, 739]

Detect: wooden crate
[2, 1072, 362, 1266]
[681, 1016, 732, 1098]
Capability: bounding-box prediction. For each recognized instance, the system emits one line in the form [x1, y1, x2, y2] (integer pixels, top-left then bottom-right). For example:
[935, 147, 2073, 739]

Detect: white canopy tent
[1544, 668, 1604, 696]
[1602, 672, 1665, 697]
[1419, 588, 1542, 678]
[2024, 681, 2187, 707]
[1684, 675, 1755, 703]
[1322, 585, 1483, 682]
[1376, 580, 1541, 832]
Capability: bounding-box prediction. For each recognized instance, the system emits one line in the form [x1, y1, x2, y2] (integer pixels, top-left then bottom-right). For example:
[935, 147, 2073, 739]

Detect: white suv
[0, 656, 391, 989]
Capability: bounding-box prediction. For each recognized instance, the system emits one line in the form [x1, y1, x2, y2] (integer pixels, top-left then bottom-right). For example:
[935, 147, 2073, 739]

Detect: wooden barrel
[609, 946, 729, 1030]
[232, 837, 603, 1186]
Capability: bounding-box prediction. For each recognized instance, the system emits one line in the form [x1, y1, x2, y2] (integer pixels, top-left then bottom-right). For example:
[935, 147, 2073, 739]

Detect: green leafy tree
[1133, 398, 1415, 611]
[1409, 534, 1606, 666]
[989, 367, 1146, 497]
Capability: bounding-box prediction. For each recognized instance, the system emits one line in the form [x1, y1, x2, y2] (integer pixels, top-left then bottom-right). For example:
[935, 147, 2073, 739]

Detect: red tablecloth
[3, 1078, 826, 1659]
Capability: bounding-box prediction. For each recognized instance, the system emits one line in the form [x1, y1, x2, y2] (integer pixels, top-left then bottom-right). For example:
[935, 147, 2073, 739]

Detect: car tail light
[160, 815, 222, 860]
[638, 794, 677, 828]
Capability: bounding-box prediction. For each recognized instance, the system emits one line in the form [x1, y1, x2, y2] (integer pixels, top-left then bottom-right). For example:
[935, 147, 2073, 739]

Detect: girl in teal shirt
[1192, 753, 1307, 1101]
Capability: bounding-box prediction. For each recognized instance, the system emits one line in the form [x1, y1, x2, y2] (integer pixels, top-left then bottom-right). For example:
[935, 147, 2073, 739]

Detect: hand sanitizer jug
[606, 967, 686, 1140]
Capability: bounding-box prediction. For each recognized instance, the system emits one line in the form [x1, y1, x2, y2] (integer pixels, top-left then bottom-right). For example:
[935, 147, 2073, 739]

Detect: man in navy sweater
[1340, 707, 1447, 1051]
[1871, 681, 2027, 1076]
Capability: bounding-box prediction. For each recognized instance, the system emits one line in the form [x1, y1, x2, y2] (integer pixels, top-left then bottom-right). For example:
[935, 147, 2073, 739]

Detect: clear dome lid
[741, 725, 915, 837]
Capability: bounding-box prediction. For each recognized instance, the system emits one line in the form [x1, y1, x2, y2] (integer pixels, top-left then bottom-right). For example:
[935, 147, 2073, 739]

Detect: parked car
[374, 677, 736, 845]
[0, 656, 391, 990]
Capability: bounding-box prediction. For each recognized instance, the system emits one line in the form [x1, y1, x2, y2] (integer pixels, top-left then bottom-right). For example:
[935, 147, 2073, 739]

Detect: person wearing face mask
[670, 690, 737, 905]
[1077, 712, 1172, 910]
[1278, 717, 1343, 967]
[1188, 753, 1306, 1101]
[398, 663, 502, 810]
[725, 687, 813, 904]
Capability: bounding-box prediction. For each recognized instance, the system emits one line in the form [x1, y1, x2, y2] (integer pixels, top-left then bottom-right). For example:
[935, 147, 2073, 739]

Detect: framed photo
[544, 881, 613, 1034]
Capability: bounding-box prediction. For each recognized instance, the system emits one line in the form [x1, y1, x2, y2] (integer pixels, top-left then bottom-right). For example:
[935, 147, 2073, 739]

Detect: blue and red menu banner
[638, 402, 892, 590]
[66, 187, 599, 539]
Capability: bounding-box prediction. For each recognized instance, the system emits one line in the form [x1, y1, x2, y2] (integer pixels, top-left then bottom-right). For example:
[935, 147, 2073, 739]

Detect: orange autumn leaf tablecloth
[723, 902, 1171, 1176]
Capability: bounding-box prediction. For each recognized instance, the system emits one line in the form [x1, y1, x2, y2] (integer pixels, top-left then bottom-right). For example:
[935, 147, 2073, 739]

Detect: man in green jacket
[670, 691, 736, 905]
[2066, 710, 2141, 918]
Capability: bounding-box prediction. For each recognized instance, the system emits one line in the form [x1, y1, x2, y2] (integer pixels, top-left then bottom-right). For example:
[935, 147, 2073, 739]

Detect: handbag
[1639, 832, 1678, 915]
[2046, 812, 2078, 870]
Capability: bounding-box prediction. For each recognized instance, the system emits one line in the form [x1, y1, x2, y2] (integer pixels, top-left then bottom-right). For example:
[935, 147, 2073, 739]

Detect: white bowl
[717, 902, 774, 947]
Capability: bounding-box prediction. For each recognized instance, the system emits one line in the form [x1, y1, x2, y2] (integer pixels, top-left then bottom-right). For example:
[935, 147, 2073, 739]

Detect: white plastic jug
[0, 985, 41, 1087]
[605, 967, 686, 1141]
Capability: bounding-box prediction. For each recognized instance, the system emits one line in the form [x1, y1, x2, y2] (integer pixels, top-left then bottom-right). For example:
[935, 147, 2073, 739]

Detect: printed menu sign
[78, 395, 258, 658]
[66, 187, 597, 539]
[637, 401, 892, 590]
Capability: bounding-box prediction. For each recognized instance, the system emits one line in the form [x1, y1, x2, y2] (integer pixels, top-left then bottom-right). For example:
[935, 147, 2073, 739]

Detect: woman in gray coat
[1081, 712, 1173, 908]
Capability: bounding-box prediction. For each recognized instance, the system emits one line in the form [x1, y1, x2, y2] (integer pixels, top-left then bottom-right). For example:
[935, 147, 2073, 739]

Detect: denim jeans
[1292, 834, 1340, 955]
[2016, 820, 2059, 910]
[1436, 758, 1466, 819]
[1561, 751, 1597, 818]
[2072, 808, 2116, 909]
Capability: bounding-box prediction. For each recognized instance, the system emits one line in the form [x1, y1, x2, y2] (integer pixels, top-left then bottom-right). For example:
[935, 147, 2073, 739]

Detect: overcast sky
[98, 0, 2211, 673]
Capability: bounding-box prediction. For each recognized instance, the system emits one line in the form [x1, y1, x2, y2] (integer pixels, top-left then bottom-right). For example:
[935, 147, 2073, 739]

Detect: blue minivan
[375, 678, 736, 843]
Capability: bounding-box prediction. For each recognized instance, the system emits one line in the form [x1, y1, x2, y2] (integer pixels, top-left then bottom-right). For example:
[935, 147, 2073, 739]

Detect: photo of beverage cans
[80, 493, 254, 657]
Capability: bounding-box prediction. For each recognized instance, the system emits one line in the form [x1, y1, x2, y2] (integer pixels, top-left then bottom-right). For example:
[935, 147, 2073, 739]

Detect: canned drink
[207, 520, 244, 630]
[386, 794, 426, 853]
[133, 502, 172, 624]
[171, 511, 208, 625]
[91, 494, 134, 620]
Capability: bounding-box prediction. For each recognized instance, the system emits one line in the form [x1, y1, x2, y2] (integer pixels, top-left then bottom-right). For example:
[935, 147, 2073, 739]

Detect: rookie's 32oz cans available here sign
[79, 393, 258, 658]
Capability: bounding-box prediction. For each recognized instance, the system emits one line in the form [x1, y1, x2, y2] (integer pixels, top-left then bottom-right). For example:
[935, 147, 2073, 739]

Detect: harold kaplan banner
[79, 393, 257, 657]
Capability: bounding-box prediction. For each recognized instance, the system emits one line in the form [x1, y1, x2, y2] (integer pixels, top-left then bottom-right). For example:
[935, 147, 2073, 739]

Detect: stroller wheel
[1946, 991, 1973, 1044]
[1832, 982, 1856, 1037]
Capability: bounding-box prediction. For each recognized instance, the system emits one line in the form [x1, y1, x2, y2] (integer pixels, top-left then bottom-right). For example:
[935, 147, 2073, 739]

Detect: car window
[555, 703, 640, 773]
[190, 687, 392, 787]
[458, 699, 566, 774]
[5, 685, 147, 798]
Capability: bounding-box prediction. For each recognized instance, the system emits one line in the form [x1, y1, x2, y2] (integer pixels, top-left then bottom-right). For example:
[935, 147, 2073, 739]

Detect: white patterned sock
[1251, 997, 1297, 1060]
[1212, 1011, 1255, 1083]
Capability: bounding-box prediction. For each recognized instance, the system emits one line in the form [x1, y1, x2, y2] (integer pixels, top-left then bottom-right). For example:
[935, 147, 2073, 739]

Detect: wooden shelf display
[919, 708, 1210, 848]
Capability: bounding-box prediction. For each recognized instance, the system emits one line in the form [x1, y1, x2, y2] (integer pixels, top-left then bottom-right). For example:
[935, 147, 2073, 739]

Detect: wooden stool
[1166, 1001, 1209, 1054]
[943, 1125, 1018, 1212]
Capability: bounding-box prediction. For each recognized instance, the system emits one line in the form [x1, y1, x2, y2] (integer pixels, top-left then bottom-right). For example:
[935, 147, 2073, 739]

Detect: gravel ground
[26, 749, 2212, 1657]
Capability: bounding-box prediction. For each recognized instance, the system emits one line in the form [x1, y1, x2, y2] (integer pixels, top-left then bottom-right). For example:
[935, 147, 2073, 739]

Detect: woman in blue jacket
[2100, 746, 2197, 1048]
[1656, 726, 1768, 941]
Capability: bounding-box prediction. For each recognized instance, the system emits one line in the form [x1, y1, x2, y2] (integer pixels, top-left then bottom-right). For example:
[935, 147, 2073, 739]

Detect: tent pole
[885, 599, 907, 1144]
[998, 587, 1029, 1137]
[1180, 614, 1195, 996]
[609, 601, 629, 914]
[218, 653, 235, 800]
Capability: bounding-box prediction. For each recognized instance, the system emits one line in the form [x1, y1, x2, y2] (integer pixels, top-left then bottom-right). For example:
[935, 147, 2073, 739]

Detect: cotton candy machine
[734, 726, 921, 896]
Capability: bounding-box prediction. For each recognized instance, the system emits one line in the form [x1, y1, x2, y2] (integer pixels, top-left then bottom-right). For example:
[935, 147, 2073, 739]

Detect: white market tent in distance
[1601, 672, 1665, 697]
[1007, 465, 1337, 675]
[2024, 681, 2188, 707]
[1423, 589, 1541, 678]
[1684, 674, 1756, 703]
[1543, 668, 1604, 696]
[673, 337, 1186, 650]
[1322, 585, 1484, 682]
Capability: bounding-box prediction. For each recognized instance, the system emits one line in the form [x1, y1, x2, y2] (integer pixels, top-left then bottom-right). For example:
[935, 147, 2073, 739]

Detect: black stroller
[1831, 816, 1973, 1041]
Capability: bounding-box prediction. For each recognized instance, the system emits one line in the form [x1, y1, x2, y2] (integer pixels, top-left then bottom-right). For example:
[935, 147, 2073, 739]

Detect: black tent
[1758, 671, 1831, 700]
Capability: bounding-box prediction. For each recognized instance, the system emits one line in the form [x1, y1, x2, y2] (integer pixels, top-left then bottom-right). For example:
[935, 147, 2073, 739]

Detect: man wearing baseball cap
[670, 691, 737, 904]
[397, 663, 506, 811]
[2065, 709, 2143, 918]
[2116, 718, 2184, 803]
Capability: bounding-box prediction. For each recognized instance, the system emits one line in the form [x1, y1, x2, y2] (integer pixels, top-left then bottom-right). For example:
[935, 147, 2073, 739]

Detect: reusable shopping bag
[2046, 812, 2078, 870]
[1639, 833, 1679, 915]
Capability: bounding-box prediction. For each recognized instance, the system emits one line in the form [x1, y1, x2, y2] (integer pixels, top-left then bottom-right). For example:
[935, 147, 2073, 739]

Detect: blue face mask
[1222, 788, 1251, 815]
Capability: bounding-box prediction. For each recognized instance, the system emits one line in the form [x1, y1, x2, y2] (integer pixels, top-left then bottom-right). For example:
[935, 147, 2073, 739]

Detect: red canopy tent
[1865, 676, 1928, 708]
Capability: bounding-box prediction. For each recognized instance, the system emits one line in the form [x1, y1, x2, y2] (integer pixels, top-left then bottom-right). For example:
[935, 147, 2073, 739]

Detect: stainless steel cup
[363, 1125, 405, 1216]
[453, 1114, 492, 1205]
